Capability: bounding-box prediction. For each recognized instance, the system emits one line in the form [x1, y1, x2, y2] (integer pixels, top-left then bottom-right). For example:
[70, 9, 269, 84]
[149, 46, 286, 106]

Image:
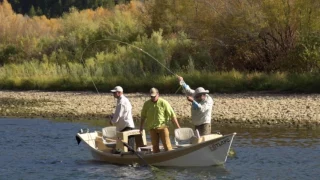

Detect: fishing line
[80, 38, 179, 94]
[80, 39, 183, 169]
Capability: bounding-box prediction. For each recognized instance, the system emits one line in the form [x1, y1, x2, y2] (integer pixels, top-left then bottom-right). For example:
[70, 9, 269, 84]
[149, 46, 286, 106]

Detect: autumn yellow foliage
[0, 0, 320, 92]
[0, 0, 59, 55]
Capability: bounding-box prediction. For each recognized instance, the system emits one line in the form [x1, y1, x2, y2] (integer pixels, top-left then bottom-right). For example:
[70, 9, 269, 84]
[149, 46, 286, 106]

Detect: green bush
[0, 45, 24, 65]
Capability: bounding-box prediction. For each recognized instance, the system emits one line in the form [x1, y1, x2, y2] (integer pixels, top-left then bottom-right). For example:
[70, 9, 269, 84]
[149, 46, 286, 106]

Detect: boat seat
[102, 126, 117, 148]
[174, 128, 195, 148]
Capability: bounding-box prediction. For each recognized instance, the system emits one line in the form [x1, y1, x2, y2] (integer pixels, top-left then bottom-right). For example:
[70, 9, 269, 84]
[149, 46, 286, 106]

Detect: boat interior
[84, 126, 223, 154]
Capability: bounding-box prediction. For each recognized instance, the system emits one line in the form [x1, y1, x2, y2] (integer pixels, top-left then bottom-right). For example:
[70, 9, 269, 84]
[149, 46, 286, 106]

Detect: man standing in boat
[140, 87, 181, 153]
[177, 76, 213, 136]
[110, 86, 135, 149]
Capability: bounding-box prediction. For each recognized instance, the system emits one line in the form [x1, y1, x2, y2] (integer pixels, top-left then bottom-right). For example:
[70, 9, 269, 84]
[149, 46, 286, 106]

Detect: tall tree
[1, 0, 125, 17]
[28, 5, 36, 17]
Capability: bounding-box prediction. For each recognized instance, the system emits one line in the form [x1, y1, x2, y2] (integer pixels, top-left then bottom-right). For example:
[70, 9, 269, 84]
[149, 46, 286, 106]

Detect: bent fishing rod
[80, 39, 180, 95]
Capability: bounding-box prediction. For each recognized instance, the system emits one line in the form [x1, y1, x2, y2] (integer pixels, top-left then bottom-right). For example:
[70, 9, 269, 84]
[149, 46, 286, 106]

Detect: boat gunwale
[78, 132, 236, 165]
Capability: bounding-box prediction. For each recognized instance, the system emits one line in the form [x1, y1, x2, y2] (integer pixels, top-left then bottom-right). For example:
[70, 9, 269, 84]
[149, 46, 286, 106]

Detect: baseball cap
[150, 87, 158, 97]
[110, 86, 123, 92]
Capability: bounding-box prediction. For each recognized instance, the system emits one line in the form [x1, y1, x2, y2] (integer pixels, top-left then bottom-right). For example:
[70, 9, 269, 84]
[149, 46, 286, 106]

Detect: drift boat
[76, 127, 236, 167]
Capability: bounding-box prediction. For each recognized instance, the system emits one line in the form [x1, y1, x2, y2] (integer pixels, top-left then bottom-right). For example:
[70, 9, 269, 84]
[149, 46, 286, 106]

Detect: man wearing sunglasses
[177, 76, 214, 136]
[140, 87, 181, 153]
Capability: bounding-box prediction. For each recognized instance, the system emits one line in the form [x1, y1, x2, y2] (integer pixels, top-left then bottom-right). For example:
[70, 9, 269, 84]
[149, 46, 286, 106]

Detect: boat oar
[121, 141, 152, 168]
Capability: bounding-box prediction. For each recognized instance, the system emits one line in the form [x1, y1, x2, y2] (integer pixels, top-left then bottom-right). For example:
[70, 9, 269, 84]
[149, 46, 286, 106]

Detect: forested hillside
[0, 0, 319, 92]
[0, 0, 130, 17]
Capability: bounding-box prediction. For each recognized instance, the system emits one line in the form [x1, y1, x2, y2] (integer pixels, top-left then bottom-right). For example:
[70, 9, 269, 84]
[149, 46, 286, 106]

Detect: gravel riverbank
[0, 91, 319, 128]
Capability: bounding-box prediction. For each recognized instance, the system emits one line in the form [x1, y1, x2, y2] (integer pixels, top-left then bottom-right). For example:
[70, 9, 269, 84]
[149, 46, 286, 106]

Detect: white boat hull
[76, 131, 236, 167]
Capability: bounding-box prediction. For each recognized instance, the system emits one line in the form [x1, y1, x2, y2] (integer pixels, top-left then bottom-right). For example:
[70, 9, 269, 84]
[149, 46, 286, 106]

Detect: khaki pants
[149, 127, 172, 153]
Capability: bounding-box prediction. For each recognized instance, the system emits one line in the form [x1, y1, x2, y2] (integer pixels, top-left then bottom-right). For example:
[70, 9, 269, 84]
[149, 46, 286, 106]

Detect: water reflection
[221, 126, 320, 148]
[74, 159, 230, 180]
[152, 165, 230, 180]
[69, 118, 320, 148]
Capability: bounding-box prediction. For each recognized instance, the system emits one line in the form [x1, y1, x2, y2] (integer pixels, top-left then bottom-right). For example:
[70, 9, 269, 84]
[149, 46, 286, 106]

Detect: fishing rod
[80, 39, 181, 169]
[80, 38, 179, 95]
[121, 141, 152, 168]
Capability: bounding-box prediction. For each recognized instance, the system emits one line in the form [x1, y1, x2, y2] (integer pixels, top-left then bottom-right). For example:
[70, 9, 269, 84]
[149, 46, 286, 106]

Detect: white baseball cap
[150, 87, 159, 97]
[110, 86, 123, 92]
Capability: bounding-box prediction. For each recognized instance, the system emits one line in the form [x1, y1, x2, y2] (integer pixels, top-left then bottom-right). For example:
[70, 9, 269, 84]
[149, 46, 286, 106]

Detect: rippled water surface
[0, 118, 319, 180]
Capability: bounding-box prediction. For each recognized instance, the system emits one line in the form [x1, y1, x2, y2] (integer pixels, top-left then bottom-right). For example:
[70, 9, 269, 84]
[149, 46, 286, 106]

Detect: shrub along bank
[1, 1, 320, 93]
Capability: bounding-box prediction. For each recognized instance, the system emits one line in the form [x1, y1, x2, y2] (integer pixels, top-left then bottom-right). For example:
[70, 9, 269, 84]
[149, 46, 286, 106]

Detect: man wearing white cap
[177, 77, 213, 136]
[110, 86, 135, 149]
[140, 87, 181, 153]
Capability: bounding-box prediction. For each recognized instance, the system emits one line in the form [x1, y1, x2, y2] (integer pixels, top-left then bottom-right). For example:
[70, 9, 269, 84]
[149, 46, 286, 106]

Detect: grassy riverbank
[1, 1, 320, 94]
[0, 62, 320, 93]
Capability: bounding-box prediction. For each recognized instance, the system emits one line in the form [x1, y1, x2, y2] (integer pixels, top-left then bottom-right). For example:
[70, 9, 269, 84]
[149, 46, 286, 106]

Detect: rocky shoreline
[0, 91, 319, 128]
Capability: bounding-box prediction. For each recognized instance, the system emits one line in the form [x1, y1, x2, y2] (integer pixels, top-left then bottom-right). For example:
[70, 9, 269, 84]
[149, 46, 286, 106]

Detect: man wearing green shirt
[140, 87, 181, 153]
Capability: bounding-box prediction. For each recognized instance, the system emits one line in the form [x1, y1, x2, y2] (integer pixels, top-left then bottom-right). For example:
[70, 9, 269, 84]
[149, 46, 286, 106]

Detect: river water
[0, 118, 319, 180]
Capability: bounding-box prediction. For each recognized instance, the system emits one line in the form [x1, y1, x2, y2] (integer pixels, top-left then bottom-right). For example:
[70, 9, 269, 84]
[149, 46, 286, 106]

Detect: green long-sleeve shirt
[141, 97, 176, 130]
